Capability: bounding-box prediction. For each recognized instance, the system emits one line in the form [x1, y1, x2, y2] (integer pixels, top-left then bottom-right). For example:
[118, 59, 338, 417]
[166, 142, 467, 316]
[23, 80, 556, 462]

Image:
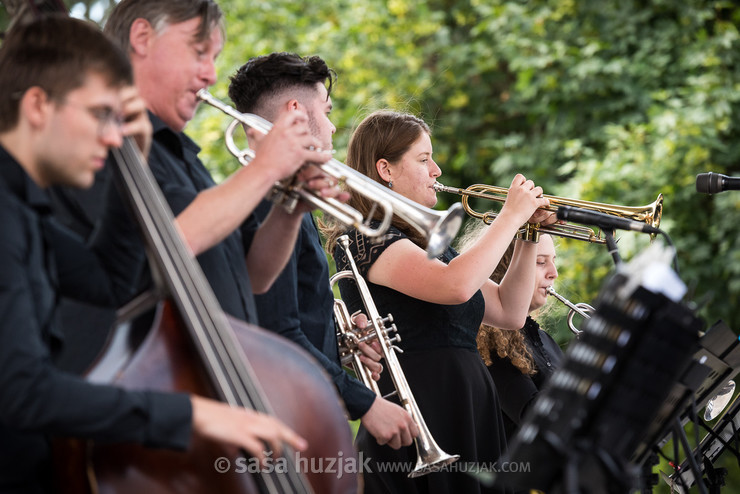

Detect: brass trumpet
[546, 286, 593, 335]
[433, 182, 663, 244]
[197, 90, 464, 258]
[331, 235, 460, 477]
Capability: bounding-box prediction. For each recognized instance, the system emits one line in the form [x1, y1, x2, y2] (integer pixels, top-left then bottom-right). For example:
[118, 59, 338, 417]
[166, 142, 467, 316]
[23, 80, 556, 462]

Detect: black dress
[334, 225, 509, 494]
[486, 316, 565, 441]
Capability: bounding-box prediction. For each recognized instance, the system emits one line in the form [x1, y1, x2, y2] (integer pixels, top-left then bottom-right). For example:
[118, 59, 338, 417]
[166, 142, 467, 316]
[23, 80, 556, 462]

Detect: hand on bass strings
[191, 395, 308, 462]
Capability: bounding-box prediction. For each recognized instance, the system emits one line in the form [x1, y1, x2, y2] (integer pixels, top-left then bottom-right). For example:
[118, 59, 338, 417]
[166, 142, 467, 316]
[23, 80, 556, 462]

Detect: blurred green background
[2, 0, 739, 491]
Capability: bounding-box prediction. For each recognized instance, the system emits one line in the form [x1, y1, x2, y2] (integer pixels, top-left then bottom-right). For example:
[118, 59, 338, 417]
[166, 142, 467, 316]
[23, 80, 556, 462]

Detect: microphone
[556, 206, 661, 235]
[696, 172, 740, 194]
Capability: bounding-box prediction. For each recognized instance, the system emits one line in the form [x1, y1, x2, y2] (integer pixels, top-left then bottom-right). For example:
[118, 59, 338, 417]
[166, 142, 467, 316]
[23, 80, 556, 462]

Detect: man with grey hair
[52, 0, 344, 369]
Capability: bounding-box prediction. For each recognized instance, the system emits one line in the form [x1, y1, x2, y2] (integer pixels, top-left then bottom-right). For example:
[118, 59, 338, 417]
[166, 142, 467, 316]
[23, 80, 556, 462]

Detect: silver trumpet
[330, 234, 460, 477]
[546, 286, 594, 335]
[196, 89, 464, 258]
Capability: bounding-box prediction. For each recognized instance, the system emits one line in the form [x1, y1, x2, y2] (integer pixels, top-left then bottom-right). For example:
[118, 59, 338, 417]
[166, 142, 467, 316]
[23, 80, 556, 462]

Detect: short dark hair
[228, 52, 336, 118]
[104, 0, 224, 54]
[0, 15, 132, 132]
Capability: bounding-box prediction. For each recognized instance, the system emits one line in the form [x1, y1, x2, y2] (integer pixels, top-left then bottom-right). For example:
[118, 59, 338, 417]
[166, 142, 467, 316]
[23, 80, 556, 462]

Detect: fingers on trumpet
[258, 110, 333, 180]
[530, 209, 559, 226]
[298, 164, 349, 201]
[502, 174, 552, 225]
[351, 312, 384, 380]
[357, 341, 384, 381]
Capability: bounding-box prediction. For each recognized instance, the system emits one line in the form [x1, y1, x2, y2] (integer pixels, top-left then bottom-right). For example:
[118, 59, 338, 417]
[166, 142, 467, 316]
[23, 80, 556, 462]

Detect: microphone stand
[604, 229, 623, 266]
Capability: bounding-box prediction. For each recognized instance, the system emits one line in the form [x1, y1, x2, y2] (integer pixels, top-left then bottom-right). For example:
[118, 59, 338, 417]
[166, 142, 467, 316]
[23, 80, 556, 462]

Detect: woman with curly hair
[460, 228, 565, 441]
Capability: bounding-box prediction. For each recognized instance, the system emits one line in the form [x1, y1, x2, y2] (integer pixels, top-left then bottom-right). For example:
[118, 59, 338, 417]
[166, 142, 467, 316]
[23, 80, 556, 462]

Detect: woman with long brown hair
[323, 110, 554, 493]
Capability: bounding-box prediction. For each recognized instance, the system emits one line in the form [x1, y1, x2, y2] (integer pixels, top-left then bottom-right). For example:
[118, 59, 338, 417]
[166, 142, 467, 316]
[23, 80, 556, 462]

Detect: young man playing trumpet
[228, 52, 419, 450]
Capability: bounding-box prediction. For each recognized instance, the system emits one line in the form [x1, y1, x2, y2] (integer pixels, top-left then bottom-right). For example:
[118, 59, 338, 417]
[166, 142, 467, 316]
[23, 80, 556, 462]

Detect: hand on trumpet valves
[499, 173, 551, 227]
[297, 164, 350, 208]
[352, 311, 384, 380]
[248, 108, 334, 184]
[529, 208, 558, 227]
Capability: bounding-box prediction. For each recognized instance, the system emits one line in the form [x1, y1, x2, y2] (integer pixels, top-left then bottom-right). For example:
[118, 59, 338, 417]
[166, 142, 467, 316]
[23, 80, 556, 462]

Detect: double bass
[56, 139, 359, 493]
[10, 2, 358, 492]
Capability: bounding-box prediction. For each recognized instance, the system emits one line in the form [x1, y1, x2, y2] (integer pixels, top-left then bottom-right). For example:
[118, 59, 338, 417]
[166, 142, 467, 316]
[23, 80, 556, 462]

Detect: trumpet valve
[383, 322, 402, 345]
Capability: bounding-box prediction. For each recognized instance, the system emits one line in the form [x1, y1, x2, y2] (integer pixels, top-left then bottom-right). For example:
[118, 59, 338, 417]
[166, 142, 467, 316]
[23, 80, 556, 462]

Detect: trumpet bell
[197, 89, 463, 258]
[424, 203, 465, 258]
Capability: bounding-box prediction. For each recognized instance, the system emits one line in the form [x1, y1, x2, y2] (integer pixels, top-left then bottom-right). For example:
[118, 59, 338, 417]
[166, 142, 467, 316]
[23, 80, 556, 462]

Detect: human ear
[376, 158, 392, 183]
[21, 86, 51, 129]
[129, 18, 154, 56]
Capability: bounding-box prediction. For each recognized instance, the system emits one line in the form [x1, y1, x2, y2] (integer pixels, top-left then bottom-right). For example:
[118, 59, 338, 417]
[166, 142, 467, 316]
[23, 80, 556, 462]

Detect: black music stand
[655, 320, 740, 493]
[495, 244, 704, 494]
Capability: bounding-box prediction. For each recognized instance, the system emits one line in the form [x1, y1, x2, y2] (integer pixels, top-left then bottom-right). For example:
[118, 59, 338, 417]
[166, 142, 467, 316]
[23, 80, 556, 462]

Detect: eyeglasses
[63, 100, 124, 137]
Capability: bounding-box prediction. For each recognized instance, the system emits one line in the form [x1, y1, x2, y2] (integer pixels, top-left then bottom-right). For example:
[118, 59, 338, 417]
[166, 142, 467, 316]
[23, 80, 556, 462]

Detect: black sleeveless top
[334, 223, 510, 494]
[333, 224, 485, 352]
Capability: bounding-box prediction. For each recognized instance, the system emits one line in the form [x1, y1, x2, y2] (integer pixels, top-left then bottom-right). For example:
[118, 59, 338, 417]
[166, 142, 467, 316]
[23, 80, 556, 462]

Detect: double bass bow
[60, 137, 359, 494]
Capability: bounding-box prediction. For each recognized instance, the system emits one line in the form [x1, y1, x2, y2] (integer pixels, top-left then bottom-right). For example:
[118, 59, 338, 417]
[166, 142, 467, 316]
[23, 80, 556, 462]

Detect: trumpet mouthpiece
[432, 182, 457, 194]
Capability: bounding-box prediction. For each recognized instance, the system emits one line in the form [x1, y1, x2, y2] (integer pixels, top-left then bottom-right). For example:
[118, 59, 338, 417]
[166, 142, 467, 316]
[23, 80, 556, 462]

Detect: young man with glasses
[0, 15, 306, 494]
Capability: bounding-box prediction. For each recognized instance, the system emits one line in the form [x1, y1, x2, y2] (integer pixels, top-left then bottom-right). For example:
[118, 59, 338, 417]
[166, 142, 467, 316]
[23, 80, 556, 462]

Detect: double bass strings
[113, 138, 311, 493]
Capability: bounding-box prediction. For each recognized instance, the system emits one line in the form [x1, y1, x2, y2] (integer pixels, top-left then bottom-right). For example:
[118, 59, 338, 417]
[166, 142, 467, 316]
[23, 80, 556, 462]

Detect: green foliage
[193, 1, 740, 490]
[190, 0, 740, 338]
[3, 0, 739, 489]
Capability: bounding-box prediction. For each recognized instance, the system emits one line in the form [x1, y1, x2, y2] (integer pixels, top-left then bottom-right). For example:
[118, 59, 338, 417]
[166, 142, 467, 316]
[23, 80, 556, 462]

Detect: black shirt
[146, 113, 260, 324]
[49, 167, 118, 373]
[334, 224, 485, 352]
[253, 200, 376, 420]
[0, 144, 191, 493]
[50, 112, 261, 366]
[486, 316, 564, 440]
